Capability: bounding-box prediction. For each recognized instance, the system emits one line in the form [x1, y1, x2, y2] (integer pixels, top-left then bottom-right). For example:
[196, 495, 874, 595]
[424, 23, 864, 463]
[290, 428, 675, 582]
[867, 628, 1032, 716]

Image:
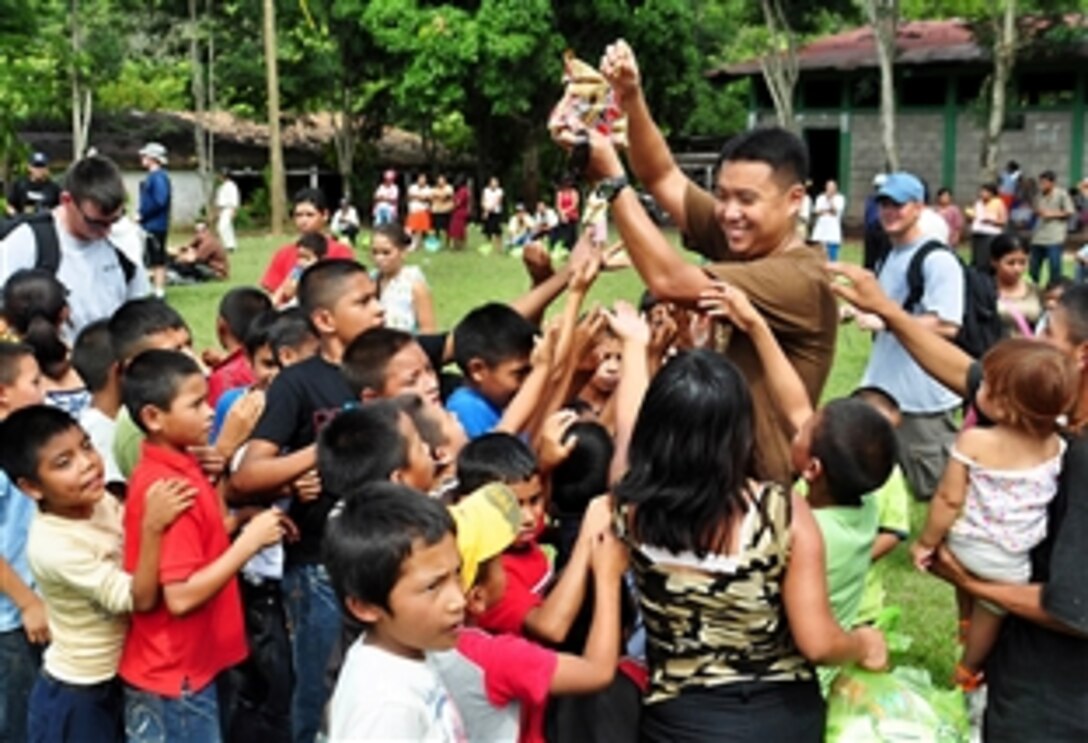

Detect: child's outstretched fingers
[538, 410, 579, 471]
[605, 300, 650, 344]
[143, 478, 197, 533]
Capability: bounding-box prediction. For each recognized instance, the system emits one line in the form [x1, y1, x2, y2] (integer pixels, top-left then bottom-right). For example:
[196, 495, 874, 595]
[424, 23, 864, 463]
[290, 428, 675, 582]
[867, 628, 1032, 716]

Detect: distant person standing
[449, 175, 471, 252]
[430, 174, 454, 249]
[372, 170, 399, 226]
[215, 168, 240, 252]
[405, 173, 432, 251]
[137, 142, 171, 299]
[811, 179, 845, 261]
[998, 160, 1021, 210]
[935, 188, 965, 246]
[968, 182, 1007, 269]
[863, 174, 891, 270]
[481, 176, 504, 253]
[1030, 170, 1074, 286]
[6, 151, 61, 216]
[555, 178, 580, 250]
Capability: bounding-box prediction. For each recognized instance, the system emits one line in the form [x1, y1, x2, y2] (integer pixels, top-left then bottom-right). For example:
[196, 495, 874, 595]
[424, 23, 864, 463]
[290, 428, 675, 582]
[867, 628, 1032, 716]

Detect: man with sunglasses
[858, 172, 964, 502]
[0, 155, 150, 339]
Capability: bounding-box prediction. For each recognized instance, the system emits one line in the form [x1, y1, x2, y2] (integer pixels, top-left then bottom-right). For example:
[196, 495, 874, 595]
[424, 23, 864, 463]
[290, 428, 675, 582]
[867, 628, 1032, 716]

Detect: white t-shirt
[482, 186, 504, 216]
[78, 406, 124, 487]
[918, 207, 951, 244]
[811, 193, 845, 244]
[408, 185, 432, 214]
[0, 214, 150, 339]
[215, 179, 240, 211]
[330, 638, 467, 742]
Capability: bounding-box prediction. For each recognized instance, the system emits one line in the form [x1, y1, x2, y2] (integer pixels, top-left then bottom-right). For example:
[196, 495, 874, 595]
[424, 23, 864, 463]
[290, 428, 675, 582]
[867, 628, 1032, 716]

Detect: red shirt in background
[206, 348, 254, 408]
[119, 442, 247, 697]
[259, 237, 354, 292]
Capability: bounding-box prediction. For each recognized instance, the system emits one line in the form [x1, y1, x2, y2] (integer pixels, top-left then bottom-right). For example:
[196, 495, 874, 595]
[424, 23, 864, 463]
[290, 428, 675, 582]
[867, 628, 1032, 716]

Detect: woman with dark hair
[2, 269, 89, 415]
[449, 175, 471, 252]
[614, 349, 885, 742]
[968, 183, 1008, 269]
[990, 233, 1042, 337]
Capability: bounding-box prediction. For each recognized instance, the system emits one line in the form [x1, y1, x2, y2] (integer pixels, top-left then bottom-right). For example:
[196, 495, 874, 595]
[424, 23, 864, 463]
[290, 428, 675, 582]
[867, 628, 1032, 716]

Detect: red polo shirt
[207, 348, 254, 408]
[259, 237, 355, 292]
[476, 542, 553, 636]
[119, 441, 247, 697]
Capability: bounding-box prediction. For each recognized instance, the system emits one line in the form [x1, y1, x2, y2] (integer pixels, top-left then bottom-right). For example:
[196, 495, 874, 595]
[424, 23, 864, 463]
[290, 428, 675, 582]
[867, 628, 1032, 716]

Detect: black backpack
[903, 240, 1003, 358]
[0, 211, 137, 283]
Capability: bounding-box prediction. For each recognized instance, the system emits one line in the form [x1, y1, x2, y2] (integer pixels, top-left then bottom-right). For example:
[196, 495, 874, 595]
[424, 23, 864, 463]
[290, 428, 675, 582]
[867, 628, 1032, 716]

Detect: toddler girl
[2, 269, 89, 416]
[370, 223, 435, 333]
[912, 338, 1078, 692]
[271, 232, 327, 308]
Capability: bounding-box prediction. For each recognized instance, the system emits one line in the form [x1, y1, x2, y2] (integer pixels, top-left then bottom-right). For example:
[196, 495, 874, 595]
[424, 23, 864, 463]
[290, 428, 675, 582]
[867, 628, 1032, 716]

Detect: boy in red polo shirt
[118, 349, 284, 743]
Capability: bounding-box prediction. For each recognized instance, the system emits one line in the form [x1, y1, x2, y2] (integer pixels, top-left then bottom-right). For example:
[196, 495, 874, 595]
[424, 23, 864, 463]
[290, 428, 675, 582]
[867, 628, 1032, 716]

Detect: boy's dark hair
[456, 432, 537, 495]
[551, 421, 614, 515]
[810, 398, 898, 506]
[1040, 169, 1056, 182]
[373, 222, 410, 248]
[0, 341, 35, 385]
[267, 307, 317, 364]
[1059, 284, 1088, 345]
[1045, 276, 1075, 296]
[243, 310, 279, 360]
[323, 481, 454, 617]
[298, 259, 368, 317]
[293, 187, 329, 213]
[121, 349, 202, 434]
[108, 298, 188, 363]
[219, 287, 273, 346]
[297, 232, 329, 260]
[716, 127, 808, 187]
[317, 402, 408, 498]
[62, 155, 127, 213]
[0, 405, 79, 485]
[341, 327, 414, 397]
[2, 269, 69, 379]
[850, 386, 900, 414]
[452, 303, 535, 375]
[72, 320, 115, 393]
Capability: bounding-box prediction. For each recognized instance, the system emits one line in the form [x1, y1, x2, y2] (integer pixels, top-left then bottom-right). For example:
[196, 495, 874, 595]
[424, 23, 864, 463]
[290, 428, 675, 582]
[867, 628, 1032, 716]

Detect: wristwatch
[597, 174, 630, 203]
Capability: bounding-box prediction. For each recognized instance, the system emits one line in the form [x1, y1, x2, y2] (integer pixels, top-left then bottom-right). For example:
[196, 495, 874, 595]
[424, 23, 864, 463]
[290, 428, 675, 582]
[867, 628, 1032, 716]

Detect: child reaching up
[910, 338, 1078, 694]
[271, 233, 328, 308]
[371, 223, 435, 333]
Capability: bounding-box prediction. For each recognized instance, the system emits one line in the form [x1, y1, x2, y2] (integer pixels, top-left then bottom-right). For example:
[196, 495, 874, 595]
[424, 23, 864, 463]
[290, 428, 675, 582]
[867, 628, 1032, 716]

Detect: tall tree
[757, 0, 800, 130]
[262, 0, 286, 232]
[866, 0, 900, 170]
[980, 0, 1016, 181]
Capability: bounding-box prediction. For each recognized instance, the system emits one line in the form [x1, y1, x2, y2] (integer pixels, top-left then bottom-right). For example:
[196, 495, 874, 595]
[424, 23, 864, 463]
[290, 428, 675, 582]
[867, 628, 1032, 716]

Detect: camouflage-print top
[618, 483, 813, 704]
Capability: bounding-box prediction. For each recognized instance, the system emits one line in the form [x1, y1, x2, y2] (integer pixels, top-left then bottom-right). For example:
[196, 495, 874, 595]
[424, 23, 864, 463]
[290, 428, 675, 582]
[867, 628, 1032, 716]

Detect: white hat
[139, 142, 168, 165]
[872, 173, 888, 188]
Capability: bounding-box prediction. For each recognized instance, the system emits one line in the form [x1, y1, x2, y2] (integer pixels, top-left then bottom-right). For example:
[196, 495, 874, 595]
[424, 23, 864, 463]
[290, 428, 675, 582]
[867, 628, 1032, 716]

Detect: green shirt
[112, 407, 145, 481]
[813, 496, 879, 693]
[855, 467, 911, 625]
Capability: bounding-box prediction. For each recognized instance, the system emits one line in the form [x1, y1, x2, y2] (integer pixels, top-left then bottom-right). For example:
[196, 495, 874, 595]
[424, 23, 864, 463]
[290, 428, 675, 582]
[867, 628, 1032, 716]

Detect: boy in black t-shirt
[232, 259, 383, 743]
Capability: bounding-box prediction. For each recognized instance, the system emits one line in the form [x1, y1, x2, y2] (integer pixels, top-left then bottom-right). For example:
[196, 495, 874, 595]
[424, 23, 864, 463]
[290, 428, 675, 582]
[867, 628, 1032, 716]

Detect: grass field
[167, 224, 958, 685]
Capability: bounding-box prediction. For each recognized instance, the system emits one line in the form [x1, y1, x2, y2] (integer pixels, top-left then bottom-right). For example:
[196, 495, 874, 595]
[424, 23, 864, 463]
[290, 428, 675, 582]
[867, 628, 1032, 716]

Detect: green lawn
[168, 225, 958, 686]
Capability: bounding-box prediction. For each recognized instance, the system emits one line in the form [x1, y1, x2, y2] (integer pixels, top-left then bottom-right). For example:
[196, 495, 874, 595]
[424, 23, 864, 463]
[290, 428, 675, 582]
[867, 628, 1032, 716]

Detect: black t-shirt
[8, 177, 61, 214]
[251, 354, 354, 565]
[983, 434, 1088, 740]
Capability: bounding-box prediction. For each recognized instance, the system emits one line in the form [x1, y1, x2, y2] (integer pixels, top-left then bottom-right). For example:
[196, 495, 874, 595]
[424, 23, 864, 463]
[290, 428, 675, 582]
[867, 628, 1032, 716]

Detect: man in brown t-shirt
[570, 40, 837, 483]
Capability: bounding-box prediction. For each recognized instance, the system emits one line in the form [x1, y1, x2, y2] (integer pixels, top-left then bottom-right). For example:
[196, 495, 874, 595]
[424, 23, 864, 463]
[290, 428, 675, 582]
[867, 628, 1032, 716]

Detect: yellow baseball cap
[449, 482, 521, 591]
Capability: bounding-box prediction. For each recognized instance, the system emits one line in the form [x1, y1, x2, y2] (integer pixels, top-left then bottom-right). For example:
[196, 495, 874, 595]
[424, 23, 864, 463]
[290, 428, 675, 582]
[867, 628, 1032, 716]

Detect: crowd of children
[1, 51, 1086, 743]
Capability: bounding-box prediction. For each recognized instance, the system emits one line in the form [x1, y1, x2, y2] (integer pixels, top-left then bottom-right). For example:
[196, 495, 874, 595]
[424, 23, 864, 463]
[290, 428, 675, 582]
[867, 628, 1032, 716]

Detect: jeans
[283, 563, 340, 743]
[230, 579, 293, 743]
[1029, 242, 1063, 286]
[0, 627, 42, 743]
[28, 672, 123, 743]
[124, 680, 221, 743]
[825, 242, 840, 262]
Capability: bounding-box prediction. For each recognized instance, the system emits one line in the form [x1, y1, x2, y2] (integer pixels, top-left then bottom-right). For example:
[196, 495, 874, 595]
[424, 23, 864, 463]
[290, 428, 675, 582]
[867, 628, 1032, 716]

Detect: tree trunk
[262, 0, 287, 233]
[189, 0, 211, 214]
[521, 135, 540, 206]
[332, 83, 356, 201]
[70, 0, 90, 159]
[758, 0, 799, 131]
[207, 0, 215, 187]
[981, 0, 1016, 182]
[867, 0, 900, 171]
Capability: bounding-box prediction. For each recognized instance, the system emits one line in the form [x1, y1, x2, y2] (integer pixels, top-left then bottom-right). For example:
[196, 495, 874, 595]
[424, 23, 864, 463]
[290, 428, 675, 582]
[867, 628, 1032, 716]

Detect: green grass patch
[167, 225, 958, 685]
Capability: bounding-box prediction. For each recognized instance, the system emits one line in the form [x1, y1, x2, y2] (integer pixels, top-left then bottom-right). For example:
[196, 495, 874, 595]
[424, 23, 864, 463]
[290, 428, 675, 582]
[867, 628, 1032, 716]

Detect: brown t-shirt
[685, 183, 838, 483]
[191, 233, 229, 278]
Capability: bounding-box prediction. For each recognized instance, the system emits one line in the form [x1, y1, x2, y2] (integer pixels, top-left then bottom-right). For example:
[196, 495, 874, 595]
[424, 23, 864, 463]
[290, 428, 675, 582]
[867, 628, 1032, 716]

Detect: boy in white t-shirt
[324, 482, 468, 741]
[71, 320, 126, 495]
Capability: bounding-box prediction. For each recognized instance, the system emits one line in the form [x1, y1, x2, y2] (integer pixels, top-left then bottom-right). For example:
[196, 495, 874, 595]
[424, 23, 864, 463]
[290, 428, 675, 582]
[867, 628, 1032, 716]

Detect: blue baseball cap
[877, 172, 924, 205]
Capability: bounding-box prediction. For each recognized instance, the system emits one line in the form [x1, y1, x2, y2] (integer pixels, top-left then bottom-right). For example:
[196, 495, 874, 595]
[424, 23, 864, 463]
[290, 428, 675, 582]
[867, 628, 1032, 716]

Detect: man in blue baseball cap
[859, 171, 965, 502]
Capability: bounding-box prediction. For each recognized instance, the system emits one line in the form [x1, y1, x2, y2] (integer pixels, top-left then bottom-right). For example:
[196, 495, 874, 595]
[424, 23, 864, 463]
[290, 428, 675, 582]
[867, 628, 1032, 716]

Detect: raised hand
[604, 300, 650, 346]
[600, 39, 641, 110]
[538, 409, 580, 472]
[698, 281, 761, 333]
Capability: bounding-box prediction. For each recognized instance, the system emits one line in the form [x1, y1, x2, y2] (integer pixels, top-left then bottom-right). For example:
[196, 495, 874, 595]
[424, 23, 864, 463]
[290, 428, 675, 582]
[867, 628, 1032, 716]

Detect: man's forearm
[624, 92, 676, 190]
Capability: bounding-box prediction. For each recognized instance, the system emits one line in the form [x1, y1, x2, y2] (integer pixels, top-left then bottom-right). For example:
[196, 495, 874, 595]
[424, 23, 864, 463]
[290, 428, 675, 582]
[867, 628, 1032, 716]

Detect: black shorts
[432, 212, 451, 233]
[145, 231, 168, 268]
[484, 213, 502, 238]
